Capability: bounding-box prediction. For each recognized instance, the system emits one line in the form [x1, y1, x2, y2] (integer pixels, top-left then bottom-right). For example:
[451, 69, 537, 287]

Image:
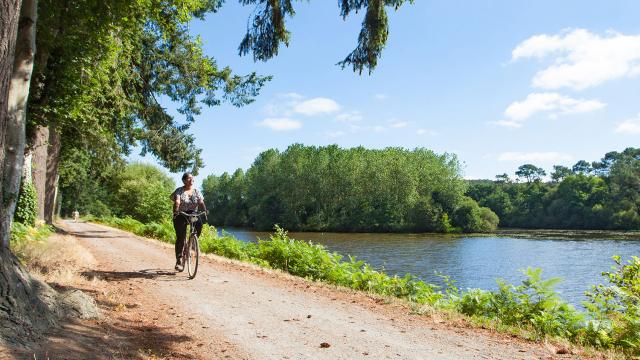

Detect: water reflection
[219, 228, 640, 305]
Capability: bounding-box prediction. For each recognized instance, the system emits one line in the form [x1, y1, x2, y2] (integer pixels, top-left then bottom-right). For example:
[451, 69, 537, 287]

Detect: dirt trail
[18, 221, 578, 359]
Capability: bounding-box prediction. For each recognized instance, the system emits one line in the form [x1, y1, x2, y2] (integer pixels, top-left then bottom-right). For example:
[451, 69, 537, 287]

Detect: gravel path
[47, 220, 568, 360]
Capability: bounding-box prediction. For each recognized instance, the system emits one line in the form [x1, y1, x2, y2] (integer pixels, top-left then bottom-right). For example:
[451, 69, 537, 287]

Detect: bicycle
[177, 211, 207, 279]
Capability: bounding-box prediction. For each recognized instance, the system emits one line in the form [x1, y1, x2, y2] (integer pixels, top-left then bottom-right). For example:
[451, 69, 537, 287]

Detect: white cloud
[615, 113, 640, 134]
[257, 118, 301, 131]
[512, 29, 640, 90]
[293, 97, 341, 116]
[336, 111, 363, 122]
[498, 152, 573, 162]
[488, 120, 524, 128]
[373, 125, 386, 133]
[263, 93, 341, 118]
[374, 93, 388, 100]
[504, 92, 605, 122]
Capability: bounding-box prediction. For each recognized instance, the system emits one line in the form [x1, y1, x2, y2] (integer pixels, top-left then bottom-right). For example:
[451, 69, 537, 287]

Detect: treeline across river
[203, 144, 498, 232]
[204, 145, 640, 232]
[467, 147, 640, 230]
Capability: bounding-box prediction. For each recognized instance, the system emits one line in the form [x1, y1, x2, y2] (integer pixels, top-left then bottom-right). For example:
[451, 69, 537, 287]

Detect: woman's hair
[182, 172, 193, 182]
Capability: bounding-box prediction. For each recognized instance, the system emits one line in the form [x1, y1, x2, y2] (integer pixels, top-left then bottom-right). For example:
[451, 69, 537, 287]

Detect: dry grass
[15, 232, 102, 288]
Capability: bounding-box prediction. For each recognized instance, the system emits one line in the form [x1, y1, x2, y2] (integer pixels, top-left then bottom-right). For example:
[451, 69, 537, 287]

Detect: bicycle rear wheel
[186, 234, 199, 279]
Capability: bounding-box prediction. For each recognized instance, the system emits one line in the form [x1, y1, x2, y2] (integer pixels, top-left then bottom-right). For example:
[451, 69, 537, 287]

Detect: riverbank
[494, 228, 640, 240]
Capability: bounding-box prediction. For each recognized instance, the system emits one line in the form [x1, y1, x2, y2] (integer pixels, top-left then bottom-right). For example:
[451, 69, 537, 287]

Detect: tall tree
[1, 0, 36, 247]
[572, 160, 592, 175]
[551, 165, 572, 183]
[515, 164, 546, 183]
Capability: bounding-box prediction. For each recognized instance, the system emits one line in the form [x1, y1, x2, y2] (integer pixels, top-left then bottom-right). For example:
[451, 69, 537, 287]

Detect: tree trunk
[0, 0, 23, 248]
[44, 126, 60, 224]
[30, 125, 48, 220]
[1, 0, 36, 248]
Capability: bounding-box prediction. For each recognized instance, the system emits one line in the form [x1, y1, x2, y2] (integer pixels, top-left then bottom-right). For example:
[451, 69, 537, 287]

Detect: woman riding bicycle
[171, 172, 207, 271]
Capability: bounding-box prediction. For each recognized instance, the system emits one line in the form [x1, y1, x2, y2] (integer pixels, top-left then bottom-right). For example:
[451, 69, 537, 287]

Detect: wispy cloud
[488, 120, 524, 128]
[389, 120, 408, 128]
[615, 113, 640, 134]
[503, 92, 605, 122]
[513, 29, 640, 90]
[257, 118, 301, 131]
[262, 92, 304, 116]
[293, 97, 340, 116]
[336, 111, 363, 122]
[498, 152, 573, 162]
[374, 93, 388, 100]
[262, 93, 341, 118]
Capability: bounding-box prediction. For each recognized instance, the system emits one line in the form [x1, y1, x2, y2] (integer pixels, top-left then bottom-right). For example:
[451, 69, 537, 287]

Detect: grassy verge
[90, 215, 639, 357]
[11, 222, 99, 288]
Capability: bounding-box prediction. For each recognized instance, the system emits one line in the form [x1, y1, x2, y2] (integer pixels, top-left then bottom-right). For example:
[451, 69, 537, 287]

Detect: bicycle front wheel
[186, 234, 199, 279]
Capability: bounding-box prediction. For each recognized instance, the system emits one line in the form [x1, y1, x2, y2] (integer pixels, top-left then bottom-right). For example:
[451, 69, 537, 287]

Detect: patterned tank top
[171, 187, 202, 212]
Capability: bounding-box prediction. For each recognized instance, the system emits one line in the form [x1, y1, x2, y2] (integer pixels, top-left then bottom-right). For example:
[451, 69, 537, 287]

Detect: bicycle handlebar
[177, 210, 208, 222]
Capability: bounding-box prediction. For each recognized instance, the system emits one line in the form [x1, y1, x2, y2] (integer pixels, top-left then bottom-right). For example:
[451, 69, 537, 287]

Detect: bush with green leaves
[452, 197, 499, 233]
[14, 181, 38, 226]
[448, 268, 584, 339]
[10, 222, 54, 262]
[582, 256, 640, 353]
[110, 163, 175, 223]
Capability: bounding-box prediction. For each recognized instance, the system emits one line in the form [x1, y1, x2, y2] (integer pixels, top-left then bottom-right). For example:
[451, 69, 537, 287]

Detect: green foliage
[451, 197, 499, 233]
[452, 268, 584, 339]
[238, 0, 414, 74]
[582, 256, 640, 353]
[467, 148, 640, 230]
[110, 163, 175, 223]
[515, 164, 546, 183]
[32, 0, 270, 167]
[14, 181, 38, 226]
[10, 222, 54, 262]
[203, 144, 476, 232]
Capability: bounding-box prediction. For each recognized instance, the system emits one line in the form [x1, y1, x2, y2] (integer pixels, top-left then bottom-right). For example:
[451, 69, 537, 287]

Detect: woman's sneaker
[175, 258, 184, 272]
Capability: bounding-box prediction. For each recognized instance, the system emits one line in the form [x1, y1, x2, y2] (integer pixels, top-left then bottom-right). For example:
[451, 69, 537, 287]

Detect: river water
[219, 228, 640, 306]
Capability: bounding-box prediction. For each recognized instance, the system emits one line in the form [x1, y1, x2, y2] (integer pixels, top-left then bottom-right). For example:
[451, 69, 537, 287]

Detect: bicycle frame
[178, 211, 207, 279]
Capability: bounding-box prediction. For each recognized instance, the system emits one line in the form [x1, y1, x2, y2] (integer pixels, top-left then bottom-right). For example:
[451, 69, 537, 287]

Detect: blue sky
[136, 1, 640, 186]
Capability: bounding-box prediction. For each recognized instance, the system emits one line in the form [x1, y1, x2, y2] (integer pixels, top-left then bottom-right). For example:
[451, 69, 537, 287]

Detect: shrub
[452, 197, 499, 232]
[583, 256, 640, 353]
[453, 268, 583, 339]
[10, 222, 54, 262]
[15, 181, 38, 226]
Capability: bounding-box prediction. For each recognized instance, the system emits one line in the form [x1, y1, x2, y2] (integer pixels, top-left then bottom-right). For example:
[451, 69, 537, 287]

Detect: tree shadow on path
[82, 268, 188, 282]
[6, 315, 196, 359]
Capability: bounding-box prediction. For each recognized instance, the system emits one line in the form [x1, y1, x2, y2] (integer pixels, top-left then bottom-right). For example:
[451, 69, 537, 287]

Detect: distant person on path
[72, 210, 79, 222]
[170, 172, 207, 271]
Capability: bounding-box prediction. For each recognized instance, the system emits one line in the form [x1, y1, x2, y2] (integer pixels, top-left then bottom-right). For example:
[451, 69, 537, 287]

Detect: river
[218, 228, 640, 306]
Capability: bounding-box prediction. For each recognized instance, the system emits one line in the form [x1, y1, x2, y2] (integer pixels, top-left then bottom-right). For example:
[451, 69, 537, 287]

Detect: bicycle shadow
[82, 269, 188, 282]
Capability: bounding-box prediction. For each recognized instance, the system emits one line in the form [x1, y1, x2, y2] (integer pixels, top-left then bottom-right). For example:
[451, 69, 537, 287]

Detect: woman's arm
[198, 198, 207, 213]
[173, 197, 181, 217]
